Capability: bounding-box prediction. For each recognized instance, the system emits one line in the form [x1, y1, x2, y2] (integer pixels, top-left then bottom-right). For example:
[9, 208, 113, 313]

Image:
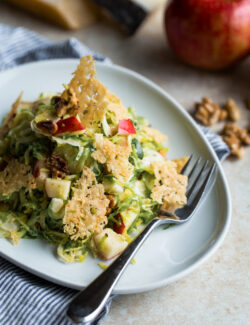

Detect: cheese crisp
[64, 167, 109, 240]
[0, 56, 187, 263]
[0, 159, 36, 196]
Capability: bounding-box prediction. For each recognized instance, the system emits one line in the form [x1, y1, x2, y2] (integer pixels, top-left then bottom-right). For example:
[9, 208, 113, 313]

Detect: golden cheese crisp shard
[63, 166, 109, 240]
[0, 92, 23, 140]
[63, 55, 128, 130]
[143, 126, 167, 144]
[92, 133, 133, 181]
[173, 156, 189, 174]
[151, 160, 187, 212]
[0, 159, 36, 196]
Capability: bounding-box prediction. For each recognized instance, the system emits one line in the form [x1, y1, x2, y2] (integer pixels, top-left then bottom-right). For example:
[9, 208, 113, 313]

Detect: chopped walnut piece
[219, 109, 228, 121]
[238, 129, 250, 146]
[224, 99, 241, 122]
[223, 134, 245, 158]
[106, 194, 116, 215]
[222, 124, 250, 144]
[36, 120, 58, 135]
[222, 123, 237, 136]
[221, 124, 250, 159]
[47, 155, 70, 179]
[51, 170, 65, 179]
[107, 194, 116, 208]
[194, 97, 226, 126]
[54, 88, 79, 117]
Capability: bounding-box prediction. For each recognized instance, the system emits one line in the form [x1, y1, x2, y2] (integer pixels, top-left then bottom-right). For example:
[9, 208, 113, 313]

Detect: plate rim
[0, 59, 232, 294]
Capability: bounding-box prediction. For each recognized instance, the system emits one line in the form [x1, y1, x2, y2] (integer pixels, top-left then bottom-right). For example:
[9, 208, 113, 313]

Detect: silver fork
[67, 156, 217, 324]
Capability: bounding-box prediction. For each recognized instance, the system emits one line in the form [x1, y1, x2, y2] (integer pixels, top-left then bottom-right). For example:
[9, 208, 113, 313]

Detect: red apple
[55, 116, 84, 135]
[118, 119, 136, 135]
[113, 214, 125, 234]
[165, 0, 250, 70]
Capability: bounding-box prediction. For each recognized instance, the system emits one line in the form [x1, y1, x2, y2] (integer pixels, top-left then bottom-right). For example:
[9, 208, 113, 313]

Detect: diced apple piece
[36, 168, 50, 190]
[49, 198, 64, 213]
[102, 178, 124, 194]
[94, 228, 128, 260]
[45, 178, 71, 200]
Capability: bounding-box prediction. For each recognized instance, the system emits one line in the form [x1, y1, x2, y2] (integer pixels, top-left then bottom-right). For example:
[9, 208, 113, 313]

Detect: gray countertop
[0, 3, 249, 324]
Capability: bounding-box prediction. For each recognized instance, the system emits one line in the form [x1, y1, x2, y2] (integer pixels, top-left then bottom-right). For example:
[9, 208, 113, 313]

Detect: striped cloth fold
[0, 24, 110, 71]
[0, 24, 230, 325]
[0, 257, 115, 325]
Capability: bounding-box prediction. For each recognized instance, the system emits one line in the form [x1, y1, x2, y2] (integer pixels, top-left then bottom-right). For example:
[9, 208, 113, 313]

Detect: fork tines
[181, 155, 217, 208]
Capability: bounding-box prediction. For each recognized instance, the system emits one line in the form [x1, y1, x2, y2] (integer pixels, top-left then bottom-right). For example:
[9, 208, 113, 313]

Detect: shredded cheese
[130, 258, 137, 265]
[63, 166, 109, 240]
[99, 262, 108, 269]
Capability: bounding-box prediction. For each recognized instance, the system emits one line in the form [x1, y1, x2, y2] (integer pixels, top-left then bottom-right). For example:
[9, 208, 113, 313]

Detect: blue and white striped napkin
[0, 24, 230, 325]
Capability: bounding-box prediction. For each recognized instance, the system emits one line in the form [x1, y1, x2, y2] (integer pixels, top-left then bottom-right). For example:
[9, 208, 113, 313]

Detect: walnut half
[221, 124, 250, 159]
[36, 120, 58, 135]
[194, 97, 227, 126]
[224, 99, 241, 122]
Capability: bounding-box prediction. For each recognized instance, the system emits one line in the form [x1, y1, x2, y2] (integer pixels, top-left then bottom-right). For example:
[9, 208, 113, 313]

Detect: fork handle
[67, 218, 162, 324]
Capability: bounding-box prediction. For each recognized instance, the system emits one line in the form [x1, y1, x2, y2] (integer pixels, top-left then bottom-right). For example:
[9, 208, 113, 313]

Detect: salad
[0, 56, 188, 263]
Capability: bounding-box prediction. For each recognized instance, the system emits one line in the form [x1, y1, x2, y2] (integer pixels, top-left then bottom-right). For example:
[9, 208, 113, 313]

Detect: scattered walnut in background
[192, 97, 250, 159]
[224, 99, 241, 122]
[194, 97, 227, 126]
[221, 124, 250, 159]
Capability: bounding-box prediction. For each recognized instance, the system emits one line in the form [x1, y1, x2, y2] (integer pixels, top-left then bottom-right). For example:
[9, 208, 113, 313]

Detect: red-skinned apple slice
[55, 116, 84, 135]
[118, 119, 136, 135]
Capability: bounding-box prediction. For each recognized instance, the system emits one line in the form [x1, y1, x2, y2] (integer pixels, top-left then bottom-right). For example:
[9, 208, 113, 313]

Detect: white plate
[0, 60, 231, 294]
